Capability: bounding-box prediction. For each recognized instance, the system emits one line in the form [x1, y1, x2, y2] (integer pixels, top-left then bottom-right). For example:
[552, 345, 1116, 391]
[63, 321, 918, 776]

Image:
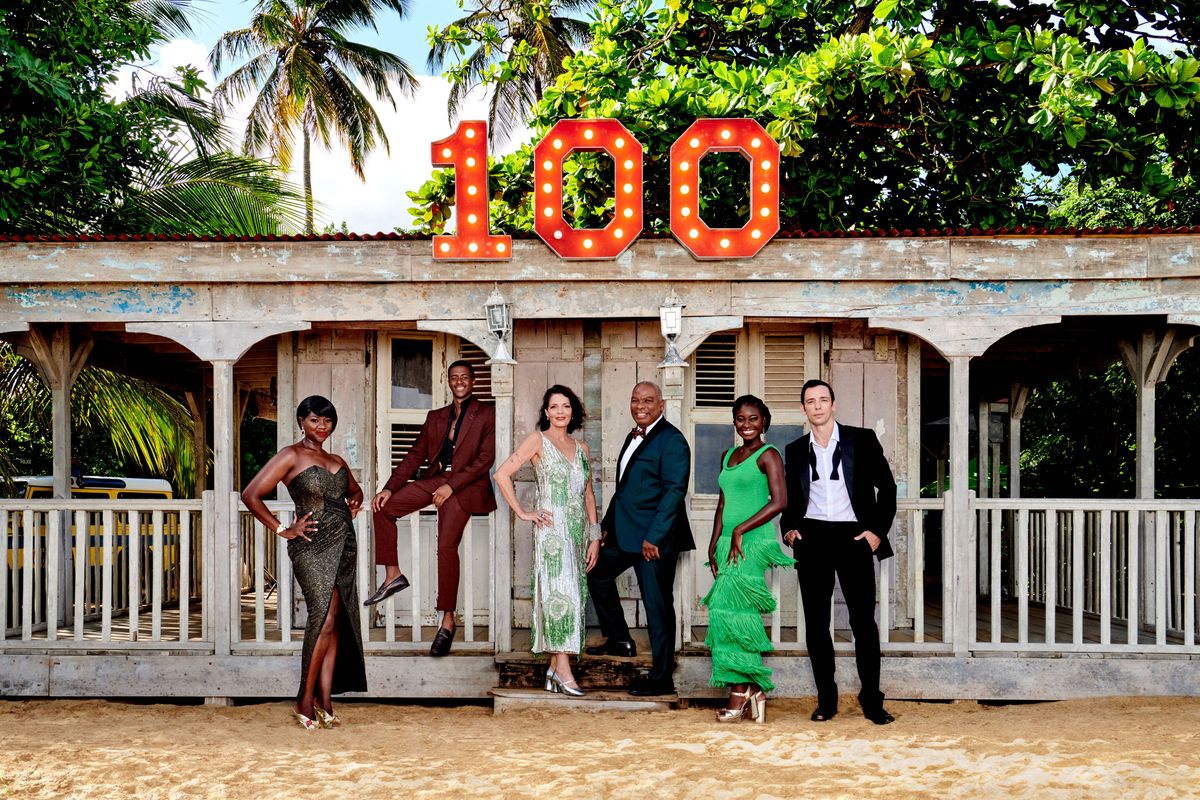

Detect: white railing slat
[1072, 509, 1084, 645]
[1128, 513, 1140, 645]
[463, 517, 475, 643]
[356, 513, 369, 647]
[1099, 510, 1112, 645]
[1017, 510, 1029, 644]
[0, 511, 7, 641]
[879, 556, 890, 643]
[770, 567, 782, 643]
[180, 509, 191, 643]
[22, 509, 35, 640]
[152, 510, 164, 641]
[73, 510, 86, 641]
[254, 518, 265, 642]
[46, 511, 60, 641]
[1045, 510, 1057, 645]
[277, 519, 292, 644]
[410, 513, 421, 642]
[912, 508, 924, 643]
[1185, 510, 1195, 648]
[990, 508, 1001, 644]
[128, 510, 141, 642]
[101, 509, 114, 642]
[1156, 510, 1167, 646]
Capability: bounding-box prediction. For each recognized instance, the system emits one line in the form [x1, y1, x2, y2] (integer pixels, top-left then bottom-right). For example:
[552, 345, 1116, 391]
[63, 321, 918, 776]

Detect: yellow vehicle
[12, 475, 174, 500]
[5, 475, 177, 570]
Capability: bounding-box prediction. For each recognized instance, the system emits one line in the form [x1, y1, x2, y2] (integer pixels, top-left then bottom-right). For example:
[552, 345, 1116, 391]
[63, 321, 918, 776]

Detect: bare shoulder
[579, 439, 591, 456]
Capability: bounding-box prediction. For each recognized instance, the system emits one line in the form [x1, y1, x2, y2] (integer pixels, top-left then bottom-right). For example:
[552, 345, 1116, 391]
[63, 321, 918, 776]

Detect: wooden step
[489, 687, 677, 714]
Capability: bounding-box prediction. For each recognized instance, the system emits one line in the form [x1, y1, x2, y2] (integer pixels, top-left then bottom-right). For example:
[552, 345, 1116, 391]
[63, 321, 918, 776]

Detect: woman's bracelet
[586, 522, 602, 542]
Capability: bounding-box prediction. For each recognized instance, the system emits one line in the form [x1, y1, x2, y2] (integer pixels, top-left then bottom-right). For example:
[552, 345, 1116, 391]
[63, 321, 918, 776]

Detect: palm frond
[132, 0, 197, 40]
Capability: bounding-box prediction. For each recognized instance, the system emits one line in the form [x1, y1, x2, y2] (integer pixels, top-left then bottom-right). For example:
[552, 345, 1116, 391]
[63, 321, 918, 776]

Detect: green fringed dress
[701, 443, 794, 692]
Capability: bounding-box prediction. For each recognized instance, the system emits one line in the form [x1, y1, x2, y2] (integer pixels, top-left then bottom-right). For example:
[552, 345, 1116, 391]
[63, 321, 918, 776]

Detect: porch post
[211, 359, 236, 654]
[16, 324, 92, 627]
[1118, 326, 1199, 628]
[490, 361, 515, 652]
[948, 356, 973, 654]
[1009, 383, 1029, 498]
[184, 388, 208, 498]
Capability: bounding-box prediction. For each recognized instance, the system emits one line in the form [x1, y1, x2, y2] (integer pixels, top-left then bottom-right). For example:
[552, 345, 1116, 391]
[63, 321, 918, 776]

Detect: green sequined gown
[531, 435, 590, 654]
[701, 444, 794, 692]
[285, 465, 367, 699]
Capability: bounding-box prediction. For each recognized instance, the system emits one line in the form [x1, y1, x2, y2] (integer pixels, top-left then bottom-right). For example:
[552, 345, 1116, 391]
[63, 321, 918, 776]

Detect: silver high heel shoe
[749, 689, 767, 724]
[544, 667, 558, 693]
[549, 670, 587, 697]
[716, 689, 752, 723]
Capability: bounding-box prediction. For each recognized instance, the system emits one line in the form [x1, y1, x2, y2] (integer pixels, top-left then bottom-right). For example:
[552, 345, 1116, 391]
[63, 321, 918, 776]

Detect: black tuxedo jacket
[780, 424, 897, 561]
[601, 417, 695, 555]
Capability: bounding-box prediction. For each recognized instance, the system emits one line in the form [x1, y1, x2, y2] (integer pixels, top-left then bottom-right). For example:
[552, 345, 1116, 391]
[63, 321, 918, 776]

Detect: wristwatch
[276, 522, 288, 534]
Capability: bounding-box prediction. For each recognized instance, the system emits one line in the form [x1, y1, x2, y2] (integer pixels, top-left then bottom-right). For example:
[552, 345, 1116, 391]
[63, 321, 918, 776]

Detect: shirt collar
[812, 422, 840, 450]
[643, 415, 663, 435]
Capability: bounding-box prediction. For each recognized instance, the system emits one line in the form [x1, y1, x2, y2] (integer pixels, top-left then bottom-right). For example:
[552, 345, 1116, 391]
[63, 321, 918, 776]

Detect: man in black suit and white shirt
[781, 379, 897, 725]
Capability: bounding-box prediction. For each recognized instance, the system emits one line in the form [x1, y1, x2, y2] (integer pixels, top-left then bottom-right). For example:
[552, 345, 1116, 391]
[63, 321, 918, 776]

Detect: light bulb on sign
[430, 121, 511, 260]
[668, 118, 780, 260]
[532, 118, 644, 260]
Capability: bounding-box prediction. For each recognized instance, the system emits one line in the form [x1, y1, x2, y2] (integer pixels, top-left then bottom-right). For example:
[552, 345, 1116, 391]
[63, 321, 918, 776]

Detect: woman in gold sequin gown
[242, 396, 367, 729]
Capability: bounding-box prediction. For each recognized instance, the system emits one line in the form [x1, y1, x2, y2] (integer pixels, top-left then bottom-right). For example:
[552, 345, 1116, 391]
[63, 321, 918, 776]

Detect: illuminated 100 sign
[431, 118, 780, 261]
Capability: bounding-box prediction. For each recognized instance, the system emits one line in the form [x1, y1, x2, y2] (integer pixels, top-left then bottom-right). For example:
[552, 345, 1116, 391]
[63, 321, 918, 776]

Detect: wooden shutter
[457, 340, 493, 402]
[694, 334, 737, 408]
[762, 334, 805, 410]
[390, 423, 424, 471]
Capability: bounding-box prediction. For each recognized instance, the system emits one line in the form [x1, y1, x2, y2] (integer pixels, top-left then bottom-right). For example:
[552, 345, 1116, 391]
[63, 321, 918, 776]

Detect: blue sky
[136, 1, 519, 232]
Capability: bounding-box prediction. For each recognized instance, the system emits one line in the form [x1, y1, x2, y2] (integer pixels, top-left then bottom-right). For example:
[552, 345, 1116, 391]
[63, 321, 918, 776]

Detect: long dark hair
[296, 395, 338, 431]
[732, 394, 771, 432]
[537, 385, 586, 433]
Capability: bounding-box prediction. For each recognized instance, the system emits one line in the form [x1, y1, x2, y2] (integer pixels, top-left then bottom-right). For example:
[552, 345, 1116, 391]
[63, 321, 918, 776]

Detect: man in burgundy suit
[364, 360, 497, 657]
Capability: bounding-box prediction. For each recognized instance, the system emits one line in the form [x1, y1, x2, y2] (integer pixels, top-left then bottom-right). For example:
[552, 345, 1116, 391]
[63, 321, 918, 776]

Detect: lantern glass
[659, 305, 682, 338]
[486, 301, 510, 336]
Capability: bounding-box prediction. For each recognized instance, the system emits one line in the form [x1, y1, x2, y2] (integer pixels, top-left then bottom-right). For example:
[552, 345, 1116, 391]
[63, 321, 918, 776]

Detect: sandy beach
[2, 696, 1198, 799]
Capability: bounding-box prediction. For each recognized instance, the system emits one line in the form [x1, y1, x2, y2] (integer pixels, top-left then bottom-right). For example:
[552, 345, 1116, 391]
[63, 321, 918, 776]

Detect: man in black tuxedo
[781, 379, 897, 725]
[587, 381, 694, 696]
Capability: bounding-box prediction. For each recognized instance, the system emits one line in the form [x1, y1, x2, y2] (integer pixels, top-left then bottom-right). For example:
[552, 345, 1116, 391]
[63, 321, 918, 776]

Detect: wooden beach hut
[1, 229, 1198, 702]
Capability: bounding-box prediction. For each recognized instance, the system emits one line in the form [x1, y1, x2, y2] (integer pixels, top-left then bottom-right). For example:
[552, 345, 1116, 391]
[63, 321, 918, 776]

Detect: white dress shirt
[618, 415, 662, 482]
[805, 423, 858, 522]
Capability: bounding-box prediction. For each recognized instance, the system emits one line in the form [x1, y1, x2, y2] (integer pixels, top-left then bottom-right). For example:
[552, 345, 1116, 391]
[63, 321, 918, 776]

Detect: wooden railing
[972, 498, 1199, 653]
[234, 496, 496, 651]
[1, 496, 211, 647]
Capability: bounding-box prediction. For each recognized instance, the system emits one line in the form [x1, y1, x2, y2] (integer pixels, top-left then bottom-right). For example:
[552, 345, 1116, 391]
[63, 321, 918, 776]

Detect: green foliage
[411, 0, 1200, 232]
[0, 343, 201, 496]
[0, 1, 305, 235]
[1019, 363, 1135, 497]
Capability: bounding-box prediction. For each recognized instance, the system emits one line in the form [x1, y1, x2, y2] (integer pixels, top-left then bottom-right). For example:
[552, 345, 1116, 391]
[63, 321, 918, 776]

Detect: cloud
[115, 38, 533, 233]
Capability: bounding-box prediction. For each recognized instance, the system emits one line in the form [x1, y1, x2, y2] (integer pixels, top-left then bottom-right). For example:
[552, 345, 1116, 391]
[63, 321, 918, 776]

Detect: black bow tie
[810, 441, 841, 482]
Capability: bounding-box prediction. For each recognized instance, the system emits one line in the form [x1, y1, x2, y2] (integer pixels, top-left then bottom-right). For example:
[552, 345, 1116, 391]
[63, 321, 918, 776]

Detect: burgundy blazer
[382, 399, 497, 514]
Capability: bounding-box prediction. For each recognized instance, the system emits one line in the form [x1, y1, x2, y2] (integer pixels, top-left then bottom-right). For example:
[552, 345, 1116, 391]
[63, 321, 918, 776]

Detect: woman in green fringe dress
[702, 395, 793, 723]
[494, 385, 600, 697]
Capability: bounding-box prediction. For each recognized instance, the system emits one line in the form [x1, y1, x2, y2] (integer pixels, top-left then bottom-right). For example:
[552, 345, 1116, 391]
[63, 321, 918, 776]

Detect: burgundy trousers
[373, 475, 471, 612]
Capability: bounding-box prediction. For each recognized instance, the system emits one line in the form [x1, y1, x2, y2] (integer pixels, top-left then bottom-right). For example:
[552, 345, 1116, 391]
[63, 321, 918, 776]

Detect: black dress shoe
[864, 708, 895, 725]
[430, 624, 456, 657]
[584, 639, 637, 657]
[628, 677, 675, 697]
[811, 707, 837, 722]
[363, 574, 410, 606]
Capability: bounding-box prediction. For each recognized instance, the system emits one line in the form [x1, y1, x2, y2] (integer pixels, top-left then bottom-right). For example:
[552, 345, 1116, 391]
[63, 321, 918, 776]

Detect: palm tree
[0, 343, 200, 497]
[428, 0, 595, 143]
[210, 0, 418, 233]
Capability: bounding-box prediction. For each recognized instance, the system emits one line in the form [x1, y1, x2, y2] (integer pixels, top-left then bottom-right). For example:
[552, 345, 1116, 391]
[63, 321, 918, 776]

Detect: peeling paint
[5, 285, 197, 315]
[1170, 245, 1194, 266]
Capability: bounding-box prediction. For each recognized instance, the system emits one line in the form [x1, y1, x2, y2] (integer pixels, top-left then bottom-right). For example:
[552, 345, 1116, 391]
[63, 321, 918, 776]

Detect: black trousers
[795, 519, 884, 712]
[587, 544, 679, 683]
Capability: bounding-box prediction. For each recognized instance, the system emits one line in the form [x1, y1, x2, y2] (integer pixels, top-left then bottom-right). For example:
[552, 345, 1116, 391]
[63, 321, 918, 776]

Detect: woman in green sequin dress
[495, 385, 600, 696]
[702, 395, 792, 723]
